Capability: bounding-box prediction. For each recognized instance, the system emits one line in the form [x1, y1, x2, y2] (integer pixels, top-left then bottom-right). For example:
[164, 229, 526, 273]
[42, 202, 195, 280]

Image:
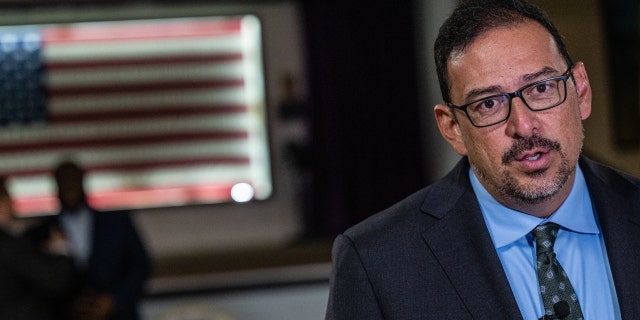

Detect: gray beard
[474, 135, 576, 205]
[495, 155, 571, 205]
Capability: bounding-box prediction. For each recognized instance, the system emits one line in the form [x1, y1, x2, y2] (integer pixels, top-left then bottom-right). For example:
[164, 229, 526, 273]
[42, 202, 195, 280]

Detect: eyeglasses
[447, 67, 574, 128]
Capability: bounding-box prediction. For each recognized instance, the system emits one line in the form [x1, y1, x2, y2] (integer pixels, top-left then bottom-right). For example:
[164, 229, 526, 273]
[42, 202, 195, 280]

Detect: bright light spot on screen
[231, 183, 255, 202]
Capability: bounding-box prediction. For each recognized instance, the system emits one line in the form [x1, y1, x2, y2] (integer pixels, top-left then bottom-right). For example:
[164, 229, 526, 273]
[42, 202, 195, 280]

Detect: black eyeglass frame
[446, 66, 575, 128]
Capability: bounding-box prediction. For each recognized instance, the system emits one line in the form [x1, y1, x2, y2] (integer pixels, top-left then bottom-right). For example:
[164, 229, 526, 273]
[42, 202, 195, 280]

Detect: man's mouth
[502, 136, 561, 165]
[521, 152, 542, 161]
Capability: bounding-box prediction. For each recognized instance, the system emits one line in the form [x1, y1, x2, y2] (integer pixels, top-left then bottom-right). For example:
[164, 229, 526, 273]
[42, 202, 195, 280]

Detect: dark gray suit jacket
[326, 156, 640, 319]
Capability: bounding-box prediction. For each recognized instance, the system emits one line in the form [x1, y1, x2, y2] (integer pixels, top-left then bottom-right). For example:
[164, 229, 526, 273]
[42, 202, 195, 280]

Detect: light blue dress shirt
[60, 205, 94, 268]
[470, 166, 621, 319]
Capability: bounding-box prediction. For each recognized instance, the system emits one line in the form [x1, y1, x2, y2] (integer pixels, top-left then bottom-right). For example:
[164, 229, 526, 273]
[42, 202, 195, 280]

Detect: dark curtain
[298, 1, 427, 236]
[600, 0, 640, 149]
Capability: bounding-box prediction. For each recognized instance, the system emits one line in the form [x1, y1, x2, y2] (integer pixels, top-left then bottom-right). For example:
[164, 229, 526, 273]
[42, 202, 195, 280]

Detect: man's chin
[62, 202, 85, 213]
[505, 175, 568, 205]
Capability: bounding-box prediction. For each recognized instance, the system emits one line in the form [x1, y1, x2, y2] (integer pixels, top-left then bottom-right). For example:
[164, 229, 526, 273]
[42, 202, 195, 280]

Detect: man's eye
[531, 79, 560, 94]
[535, 83, 550, 93]
[481, 99, 496, 109]
[473, 98, 498, 111]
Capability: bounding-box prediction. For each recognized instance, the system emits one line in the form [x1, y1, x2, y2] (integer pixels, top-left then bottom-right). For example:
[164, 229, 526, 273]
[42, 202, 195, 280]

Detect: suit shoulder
[342, 187, 433, 245]
[95, 209, 133, 221]
[93, 210, 139, 234]
[581, 156, 640, 193]
[340, 158, 470, 249]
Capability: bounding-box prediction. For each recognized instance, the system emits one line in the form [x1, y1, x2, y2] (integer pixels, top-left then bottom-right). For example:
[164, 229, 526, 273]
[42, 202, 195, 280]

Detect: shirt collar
[61, 205, 92, 222]
[470, 165, 599, 249]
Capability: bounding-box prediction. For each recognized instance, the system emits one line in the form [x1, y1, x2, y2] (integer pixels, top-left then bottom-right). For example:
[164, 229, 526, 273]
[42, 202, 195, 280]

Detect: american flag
[0, 15, 272, 216]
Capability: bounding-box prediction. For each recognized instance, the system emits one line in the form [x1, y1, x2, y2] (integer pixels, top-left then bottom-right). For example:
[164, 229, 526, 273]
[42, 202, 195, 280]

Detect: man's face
[57, 168, 85, 211]
[435, 21, 592, 216]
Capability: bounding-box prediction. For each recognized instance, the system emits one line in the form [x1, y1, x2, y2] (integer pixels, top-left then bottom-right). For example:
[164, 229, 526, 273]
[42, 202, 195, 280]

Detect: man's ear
[571, 61, 592, 120]
[434, 104, 468, 156]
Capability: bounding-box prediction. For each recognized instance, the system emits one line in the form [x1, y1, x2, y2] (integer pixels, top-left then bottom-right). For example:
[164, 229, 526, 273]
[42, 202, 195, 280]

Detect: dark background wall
[299, 1, 427, 236]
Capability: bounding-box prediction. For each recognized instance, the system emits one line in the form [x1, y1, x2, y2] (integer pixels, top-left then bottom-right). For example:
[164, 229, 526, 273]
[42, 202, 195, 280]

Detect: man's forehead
[446, 22, 564, 91]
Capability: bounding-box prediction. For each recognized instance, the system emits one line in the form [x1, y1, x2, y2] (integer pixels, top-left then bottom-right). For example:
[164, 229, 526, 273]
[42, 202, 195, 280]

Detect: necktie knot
[532, 222, 560, 254]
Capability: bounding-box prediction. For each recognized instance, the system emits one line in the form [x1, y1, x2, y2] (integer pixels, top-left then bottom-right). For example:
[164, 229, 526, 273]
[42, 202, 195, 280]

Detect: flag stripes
[0, 15, 271, 216]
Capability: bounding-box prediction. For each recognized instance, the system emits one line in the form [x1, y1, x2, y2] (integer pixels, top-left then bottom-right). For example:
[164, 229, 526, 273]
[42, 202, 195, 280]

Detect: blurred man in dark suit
[28, 161, 150, 320]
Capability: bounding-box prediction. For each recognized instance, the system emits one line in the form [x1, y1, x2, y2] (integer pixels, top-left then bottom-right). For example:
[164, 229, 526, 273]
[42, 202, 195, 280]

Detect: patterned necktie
[531, 223, 584, 320]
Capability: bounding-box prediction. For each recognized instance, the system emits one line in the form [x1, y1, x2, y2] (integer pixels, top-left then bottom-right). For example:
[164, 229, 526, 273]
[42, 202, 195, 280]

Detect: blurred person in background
[0, 177, 76, 320]
[27, 160, 151, 320]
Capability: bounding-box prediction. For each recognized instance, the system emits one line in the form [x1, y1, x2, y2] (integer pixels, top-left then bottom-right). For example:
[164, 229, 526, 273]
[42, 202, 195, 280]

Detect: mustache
[502, 136, 561, 164]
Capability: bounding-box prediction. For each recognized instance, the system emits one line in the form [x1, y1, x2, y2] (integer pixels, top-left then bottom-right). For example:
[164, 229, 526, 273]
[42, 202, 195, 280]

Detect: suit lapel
[86, 208, 98, 271]
[581, 157, 640, 317]
[420, 159, 523, 318]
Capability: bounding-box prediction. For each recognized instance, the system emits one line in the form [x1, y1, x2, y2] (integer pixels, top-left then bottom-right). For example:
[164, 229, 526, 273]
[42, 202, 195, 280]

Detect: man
[326, 0, 640, 319]
[27, 161, 151, 320]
